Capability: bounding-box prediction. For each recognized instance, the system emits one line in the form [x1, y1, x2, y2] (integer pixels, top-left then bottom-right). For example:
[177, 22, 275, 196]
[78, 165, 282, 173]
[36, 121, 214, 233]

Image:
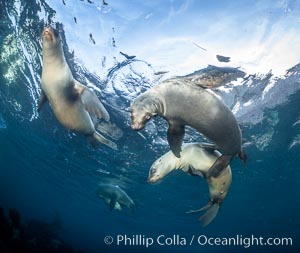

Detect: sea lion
[216, 55, 231, 63]
[38, 25, 117, 150]
[96, 183, 135, 213]
[178, 65, 245, 89]
[130, 78, 246, 178]
[148, 143, 232, 227]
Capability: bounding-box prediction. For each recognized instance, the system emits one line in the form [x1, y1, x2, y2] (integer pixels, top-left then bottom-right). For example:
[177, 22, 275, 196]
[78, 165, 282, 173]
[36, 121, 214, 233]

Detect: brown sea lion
[148, 143, 232, 227]
[39, 25, 117, 150]
[130, 78, 246, 177]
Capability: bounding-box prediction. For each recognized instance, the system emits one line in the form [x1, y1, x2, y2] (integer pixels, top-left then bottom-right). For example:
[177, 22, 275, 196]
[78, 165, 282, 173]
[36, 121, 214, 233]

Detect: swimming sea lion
[96, 183, 135, 213]
[38, 25, 117, 150]
[216, 55, 231, 63]
[178, 65, 245, 88]
[130, 78, 246, 178]
[148, 143, 232, 226]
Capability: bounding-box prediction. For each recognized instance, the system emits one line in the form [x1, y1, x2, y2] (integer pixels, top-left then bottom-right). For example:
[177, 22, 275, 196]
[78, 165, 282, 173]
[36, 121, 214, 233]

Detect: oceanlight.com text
[103, 234, 293, 248]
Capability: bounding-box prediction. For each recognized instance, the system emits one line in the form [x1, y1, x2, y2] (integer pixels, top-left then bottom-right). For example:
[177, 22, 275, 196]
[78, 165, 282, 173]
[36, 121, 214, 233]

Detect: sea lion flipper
[93, 132, 118, 150]
[109, 197, 117, 211]
[129, 203, 136, 214]
[78, 85, 110, 121]
[198, 142, 218, 151]
[186, 201, 212, 214]
[199, 203, 220, 227]
[238, 148, 247, 166]
[186, 201, 220, 227]
[206, 154, 232, 178]
[167, 123, 185, 158]
[95, 121, 123, 141]
[187, 165, 204, 177]
[37, 90, 48, 112]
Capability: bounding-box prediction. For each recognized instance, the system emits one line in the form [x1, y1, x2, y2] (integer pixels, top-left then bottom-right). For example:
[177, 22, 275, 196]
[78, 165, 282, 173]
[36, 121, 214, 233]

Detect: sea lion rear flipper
[167, 123, 185, 158]
[76, 84, 110, 121]
[186, 201, 220, 227]
[37, 90, 48, 112]
[199, 203, 220, 227]
[186, 201, 212, 214]
[93, 132, 118, 150]
[95, 121, 123, 141]
[206, 154, 232, 178]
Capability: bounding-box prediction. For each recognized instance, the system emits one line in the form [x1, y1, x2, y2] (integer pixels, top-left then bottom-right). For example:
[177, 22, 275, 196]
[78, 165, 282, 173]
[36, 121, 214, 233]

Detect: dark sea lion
[178, 65, 245, 89]
[39, 25, 117, 150]
[130, 78, 246, 178]
[216, 55, 231, 63]
[148, 143, 232, 226]
[96, 183, 135, 213]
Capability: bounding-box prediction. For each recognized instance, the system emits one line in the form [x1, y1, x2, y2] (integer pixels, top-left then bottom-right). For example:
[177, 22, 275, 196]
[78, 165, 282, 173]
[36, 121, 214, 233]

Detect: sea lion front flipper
[76, 84, 110, 121]
[238, 148, 247, 166]
[109, 197, 117, 211]
[37, 90, 48, 112]
[187, 165, 204, 177]
[206, 154, 232, 178]
[167, 123, 185, 158]
[129, 203, 136, 214]
[93, 132, 118, 150]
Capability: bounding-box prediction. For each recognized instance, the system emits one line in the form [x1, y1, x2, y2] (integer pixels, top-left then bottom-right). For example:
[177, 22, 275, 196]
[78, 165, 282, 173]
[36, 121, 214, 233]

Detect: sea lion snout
[43, 28, 50, 35]
[43, 26, 52, 34]
[131, 122, 144, 130]
[147, 176, 161, 184]
[130, 112, 144, 130]
[42, 26, 54, 40]
[42, 26, 59, 41]
[147, 167, 161, 183]
[130, 110, 152, 130]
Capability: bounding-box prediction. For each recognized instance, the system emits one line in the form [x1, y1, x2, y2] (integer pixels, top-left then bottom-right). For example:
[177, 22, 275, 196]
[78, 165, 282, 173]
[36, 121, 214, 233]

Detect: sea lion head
[130, 95, 158, 130]
[148, 158, 165, 183]
[148, 153, 177, 183]
[42, 25, 61, 49]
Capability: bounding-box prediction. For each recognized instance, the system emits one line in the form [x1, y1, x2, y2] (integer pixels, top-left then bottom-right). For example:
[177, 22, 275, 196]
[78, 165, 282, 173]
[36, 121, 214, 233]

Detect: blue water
[1, 0, 300, 252]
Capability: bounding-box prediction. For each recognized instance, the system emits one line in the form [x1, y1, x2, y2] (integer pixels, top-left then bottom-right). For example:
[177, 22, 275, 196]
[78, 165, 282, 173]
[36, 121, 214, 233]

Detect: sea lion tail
[199, 203, 220, 227]
[92, 132, 118, 150]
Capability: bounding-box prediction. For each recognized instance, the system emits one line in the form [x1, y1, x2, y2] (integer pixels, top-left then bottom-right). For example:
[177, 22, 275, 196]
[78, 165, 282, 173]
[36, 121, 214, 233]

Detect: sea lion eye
[151, 168, 156, 175]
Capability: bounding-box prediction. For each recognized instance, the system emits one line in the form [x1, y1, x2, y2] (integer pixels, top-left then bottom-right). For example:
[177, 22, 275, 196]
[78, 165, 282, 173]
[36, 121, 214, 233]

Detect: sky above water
[45, 0, 300, 76]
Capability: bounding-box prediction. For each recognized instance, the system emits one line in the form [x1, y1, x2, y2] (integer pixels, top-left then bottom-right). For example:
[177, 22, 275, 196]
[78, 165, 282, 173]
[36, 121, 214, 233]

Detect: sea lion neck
[176, 152, 189, 171]
[150, 88, 166, 116]
[42, 43, 65, 66]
